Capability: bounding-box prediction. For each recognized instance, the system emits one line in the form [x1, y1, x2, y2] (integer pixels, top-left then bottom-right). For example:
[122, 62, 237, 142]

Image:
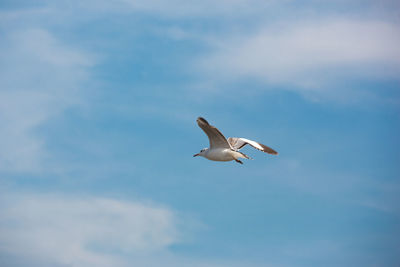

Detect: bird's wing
[197, 117, 231, 149]
[228, 137, 278, 155]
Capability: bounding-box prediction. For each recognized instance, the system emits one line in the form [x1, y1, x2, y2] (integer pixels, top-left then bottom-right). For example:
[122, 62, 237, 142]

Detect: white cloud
[0, 28, 94, 172]
[199, 19, 400, 95]
[0, 192, 261, 267]
[0, 193, 180, 267]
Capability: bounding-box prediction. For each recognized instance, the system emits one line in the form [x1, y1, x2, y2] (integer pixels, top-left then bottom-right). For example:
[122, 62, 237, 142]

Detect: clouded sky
[1, 0, 399, 266]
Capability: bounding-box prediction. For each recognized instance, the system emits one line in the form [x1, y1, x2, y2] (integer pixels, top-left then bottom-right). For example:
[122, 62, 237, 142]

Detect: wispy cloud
[0, 193, 181, 267]
[199, 19, 400, 97]
[0, 27, 94, 172]
[0, 192, 264, 267]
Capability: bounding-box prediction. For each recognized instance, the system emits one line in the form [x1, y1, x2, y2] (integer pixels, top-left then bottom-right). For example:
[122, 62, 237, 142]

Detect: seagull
[193, 117, 278, 164]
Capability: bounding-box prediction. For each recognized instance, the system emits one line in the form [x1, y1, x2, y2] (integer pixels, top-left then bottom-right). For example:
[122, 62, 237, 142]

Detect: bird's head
[193, 148, 208, 157]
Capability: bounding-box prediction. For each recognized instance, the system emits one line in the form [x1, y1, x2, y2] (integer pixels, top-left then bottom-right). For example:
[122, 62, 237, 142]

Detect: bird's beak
[193, 153, 199, 157]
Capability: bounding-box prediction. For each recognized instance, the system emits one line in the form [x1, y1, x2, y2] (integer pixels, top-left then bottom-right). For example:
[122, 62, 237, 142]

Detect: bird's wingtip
[268, 150, 278, 155]
[269, 149, 278, 155]
[197, 117, 209, 125]
[259, 143, 278, 155]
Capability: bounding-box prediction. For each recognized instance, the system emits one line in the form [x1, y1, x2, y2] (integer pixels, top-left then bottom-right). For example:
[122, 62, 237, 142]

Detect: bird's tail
[238, 151, 252, 160]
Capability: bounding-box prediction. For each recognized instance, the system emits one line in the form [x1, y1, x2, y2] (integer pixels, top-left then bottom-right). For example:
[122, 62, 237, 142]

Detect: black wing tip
[197, 117, 210, 125]
[260, 144, 278, 155]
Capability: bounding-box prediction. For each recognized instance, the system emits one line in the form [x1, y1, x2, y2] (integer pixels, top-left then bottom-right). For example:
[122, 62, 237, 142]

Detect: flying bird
[193, 117, 278, 164]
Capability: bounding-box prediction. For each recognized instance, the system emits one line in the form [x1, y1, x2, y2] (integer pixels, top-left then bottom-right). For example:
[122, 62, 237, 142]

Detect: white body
[201, 148, 247, 162]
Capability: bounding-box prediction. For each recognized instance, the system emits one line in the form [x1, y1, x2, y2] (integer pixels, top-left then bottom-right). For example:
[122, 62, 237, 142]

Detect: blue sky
[0, 0, 399, 266]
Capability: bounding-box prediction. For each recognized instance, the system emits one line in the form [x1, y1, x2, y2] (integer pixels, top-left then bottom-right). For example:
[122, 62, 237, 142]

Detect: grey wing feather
[197, 117, 231, 149]
[228, 137, 278, 155]
[227, 137, 247, 150]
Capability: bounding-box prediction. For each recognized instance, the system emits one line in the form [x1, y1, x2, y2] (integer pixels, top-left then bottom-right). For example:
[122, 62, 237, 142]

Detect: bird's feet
[235, 159, 243, 164]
